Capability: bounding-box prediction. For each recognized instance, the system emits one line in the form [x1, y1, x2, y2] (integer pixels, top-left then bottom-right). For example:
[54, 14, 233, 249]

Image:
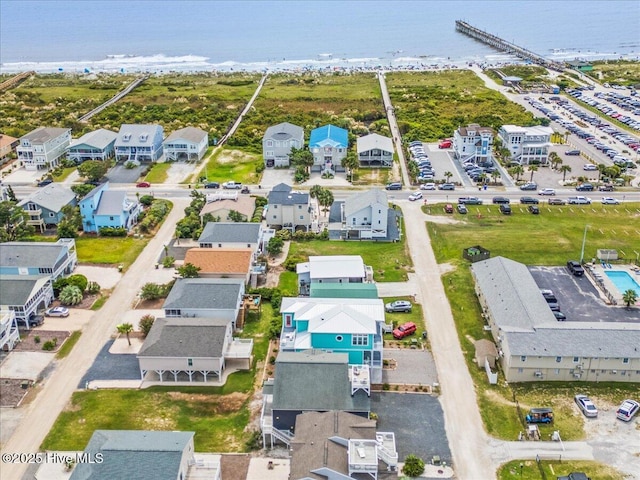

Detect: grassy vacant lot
[75, 236, 150, 269]
[287, 238, 412, 282]
[277, 271, 298, 296]
[498, 459, 625, 480]
[0, 73, 136, 137]
[144, 162, 171, 183]
[201, 147, 262, 184]
[238, 302, 274, 365]
[427, 203, 640, 440]
[427, 203, 640, 266]
[42, 372, 254, 453]
[386, 70, 539, 141]
[51, 167, 77, 182]
[89, 73, 261, 142]
[588, 59, 640, 86]
[230, 72, 388, 153]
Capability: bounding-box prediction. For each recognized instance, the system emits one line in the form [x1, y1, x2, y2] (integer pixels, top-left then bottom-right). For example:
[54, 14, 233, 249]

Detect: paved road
[0, 198, 189, 479]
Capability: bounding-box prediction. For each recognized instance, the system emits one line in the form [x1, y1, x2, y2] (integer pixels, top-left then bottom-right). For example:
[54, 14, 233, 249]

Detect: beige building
[471, 256, 640, 383]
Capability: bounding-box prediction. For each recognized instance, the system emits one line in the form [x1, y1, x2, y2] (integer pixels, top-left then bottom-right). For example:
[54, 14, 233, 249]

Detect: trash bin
[422, 331, 427, 339]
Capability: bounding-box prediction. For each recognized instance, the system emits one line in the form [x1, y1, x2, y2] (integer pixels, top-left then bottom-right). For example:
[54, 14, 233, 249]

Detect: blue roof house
[79, 182, 141, 233]
[308, 125, 348, 173]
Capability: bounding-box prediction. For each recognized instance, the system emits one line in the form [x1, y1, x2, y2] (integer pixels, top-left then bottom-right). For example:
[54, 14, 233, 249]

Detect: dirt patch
[216, 149, 252, 164]
[220, 454, 250, 480]
[439, 262, 456, 274]
[167, 391, 249, 414]
[13, 330, 70, 353]
[424, 214, 464, 224]
[0, 378, 32, 407]
[265, 264, 284, 288]
[484, 389, 526, 408]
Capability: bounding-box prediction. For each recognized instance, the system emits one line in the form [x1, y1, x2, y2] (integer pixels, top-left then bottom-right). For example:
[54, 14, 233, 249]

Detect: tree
[57, 205, 82, 238]
[70, 184, 95, 198]
[66, 274, 88, 292]
[0, 201, 34, 242]
[549, 152, 562, 170]
[309, 185, 323, 199]
[139, 314, 155, 337]
[622, 289, 638, 309]
[140, 282, 164, 300]
[560, 164, 572, 182]
[596, 163, 606, 183]
[511, 165, 524, 181]
[266, 236, 284, 257]
[59, 285, 83, 306]
[341, 151, 359, 180]
[117, 323, 134, 346]
[177, 262, 201, 278]
[444, 171, 453, 183]
[290, 147, 314, 173]
[490, 170, 500, 185]
[6, 185, 17, 202]
[77, 160, 109, 182]
[228, 210, 245, 222]
[317, 188, 334, 216]
[401, 454, 425, 478]
[528, 164, 538, 182]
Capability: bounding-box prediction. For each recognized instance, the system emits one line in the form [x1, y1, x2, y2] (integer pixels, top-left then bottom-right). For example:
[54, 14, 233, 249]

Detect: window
[300, 216, 303, 220]
[49, 212, 55, 217]
[188, 358, 193, 367]
[517, 368, 523, 373]
[521, 356, 526, 362]
[298, 205, 302, 209]
[109, 216, 114, 221]
[218, 243, 222, 248]
[283, 314, 292, 328]
[273, 215, 277, 219]
[266, 140, 273, 147]
[336, 335, 343, 342]
[623, 358, 629, 364]
[352, 334, 368, 346]
[556, 356, 562, 363]
[555, 369, 560, 375]
[573, 357, 579, 363]
[273, 205, 278, 209]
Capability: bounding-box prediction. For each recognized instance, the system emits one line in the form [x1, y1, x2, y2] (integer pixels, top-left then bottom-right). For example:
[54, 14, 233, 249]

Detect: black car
[204, 182, 220, 189]
[492, 197, 510, 205]
[499, 204, 511, 215]
[385, 182, 402, 191]
[567, 260, 585, 276]
[576, 183, 594, 192]
[553, 311, 567, 321]
[37, 178, 53, 187]
[520, 197, 539, 205]
[520, 183, 538, 191]
[528, 205, 540, 214]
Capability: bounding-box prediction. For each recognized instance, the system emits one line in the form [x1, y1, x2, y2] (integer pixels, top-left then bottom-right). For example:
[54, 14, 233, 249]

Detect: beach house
[453, 123, 494, 164]
[0, 134, 19, 162]
[163, 126, 208, 162]
[17, 127, 71, 171]
[0, 275, 53, 328]
[197, 222, 271, 258]
[0, 310, 20, 352]
[17, 183, 77, 231]
[67, 128, 118, 163]
[0, 239, 77, 280]
[357, 133, 394, 167]
[262, 122, 304, 167]
[296, 255, 373, 295]
[114, 124, 164, 163]
[79, 182, 141, 233]
[309, 125, 348, 173]
[266, 183, 312, 232]
[498, 125, 553, 166]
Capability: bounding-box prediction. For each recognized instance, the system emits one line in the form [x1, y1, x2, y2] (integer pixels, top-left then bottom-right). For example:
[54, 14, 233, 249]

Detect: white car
[538, 188, 556, 196]
[568, 196, 591, 205]
[601, 197, 620, 205]
[420, 183, 436, 190]
[583, 164, 597, 171]
[574, 394, 598, 418]
[45, 306, 69, 317]
[408, 191, 423, 201]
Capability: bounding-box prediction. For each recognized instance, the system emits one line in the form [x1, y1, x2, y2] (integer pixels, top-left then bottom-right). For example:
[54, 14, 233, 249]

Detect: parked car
[438, 183, 455, 191]
[456, 204, 468, 214]
[492, 196, 510, 205]
[548, 198, 566, 205]
[444, 204, 454, 214]
[548, 302, 561, 312]
[538, 188, 556, 196]
[528, 205, 540, 214]
[526, 408, 554, 424]
[385, 182, 402, 191]
[567, 260, 585, 276]
[458, 197, 483, 205]
[385, 300, 412, 313]
[222, 181, 243, 189]
[240, 186, 251, 194]
[408, 191, 423, 201]
[18, 315, 43, 327]
[392, 321, 417, 339]
[576, 183, 594, 191]
[499, 204, 511, 215]
[520, 197, 539, 205]
[45, 306, 69, 317]
[136, 182, 151, 188]
[420, 183, 436, 190]
[583, 164, 597, 171]
[438, 139, 452, 149]
[616, 399, 639, 421]
[37, 178, 53, 187]
[553, 311, 566, 321]
[520, 182, 538, 191]
[568, 196, 591, 204]
[598, 184, 614, 192]
[574, 395, 598, 418]
[601, 197, 620, 205]
[204, 182, 220, 189]
[565, 150, 581, 156]
[557, 473, 590, 480]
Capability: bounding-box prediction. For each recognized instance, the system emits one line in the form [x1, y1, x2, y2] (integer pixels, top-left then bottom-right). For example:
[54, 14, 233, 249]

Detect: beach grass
[588, 59, 640, 86]
[201, 147, 262, 184]
[484, 65, 549, 84]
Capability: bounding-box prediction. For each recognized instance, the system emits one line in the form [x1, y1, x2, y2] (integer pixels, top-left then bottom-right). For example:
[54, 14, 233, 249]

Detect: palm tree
[341, 151, 359, 181]
[117, 323, 134, 346]
[622, 289, 638, 309]
[317, 188, 334, 217]
[564, 131, 570, 144]
[549, 152, 562, 170]
[444, 171, 453, 183]
[309, 184, 323, 199]
[511, 165, 524, 181]
[597, 163, 606, 183]
[528, 165, 539, 182]
[560, 164, 572, 182]
[490, 170, 500, 185]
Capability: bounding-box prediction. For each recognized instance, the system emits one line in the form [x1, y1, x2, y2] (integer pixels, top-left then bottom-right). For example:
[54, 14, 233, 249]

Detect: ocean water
[1, 0, 639, 74]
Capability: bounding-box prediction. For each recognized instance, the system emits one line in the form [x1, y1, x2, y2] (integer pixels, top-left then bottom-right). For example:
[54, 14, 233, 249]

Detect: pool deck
[584, 263, 640, 306]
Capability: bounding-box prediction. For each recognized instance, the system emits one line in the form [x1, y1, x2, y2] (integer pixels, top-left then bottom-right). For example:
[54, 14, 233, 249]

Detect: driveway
[79, 340, 140, 387]
[529, 266, 640, 323]
[382, 349, 438, 386]
[106, 164, 145, 183]
[372, 392, 452, 465]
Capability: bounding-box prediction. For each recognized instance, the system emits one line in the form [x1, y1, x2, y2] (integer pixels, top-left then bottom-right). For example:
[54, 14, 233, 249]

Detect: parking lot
[372, 392, 451, 465]
[529, 266, 640, 323]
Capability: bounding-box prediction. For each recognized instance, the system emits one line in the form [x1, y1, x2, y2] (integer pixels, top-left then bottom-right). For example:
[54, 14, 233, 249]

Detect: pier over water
[455, 20, 565, 71]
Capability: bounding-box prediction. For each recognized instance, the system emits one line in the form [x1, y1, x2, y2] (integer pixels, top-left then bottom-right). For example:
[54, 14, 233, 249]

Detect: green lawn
[75, 236, 150, 269]
[41, 375, 253, 452]
[51, 167, 76, 182]
[55, 331, 81, 360]
[498, 459, 626, 480]
[426, 202, 640, 266]
[144, 162, 172, 183]
[277, 271, 298, 296]
[201, 147, 262, 184]
[238, 302, 274, 365]
[485, 65, 549, 85]
[382, 296, 427, 347]
[287, 238, 412, 282]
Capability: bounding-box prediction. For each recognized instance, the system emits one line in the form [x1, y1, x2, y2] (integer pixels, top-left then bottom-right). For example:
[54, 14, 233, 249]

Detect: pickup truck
[568, 196, 591, 205]
[557, 473, 590, 480]
[457, 197, 483, 205]
[222, 181, 242, 190]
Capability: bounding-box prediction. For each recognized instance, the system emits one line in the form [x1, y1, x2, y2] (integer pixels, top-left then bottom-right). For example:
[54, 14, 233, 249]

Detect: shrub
[254, 196, 268, 208]
[66, 274, 88, 293]
[269, 356, 276, 365]
[402, 455, 425, 478]
[139, 314, 155, 337]
[86, 281, 101, 294]
[255, 163, 265, 173]
[162, 256, 175, 268]
[53, 277, 70, 296]
[275, 229, 291, 240]
[139, 194, 154, 206]
[34, 335, 40, 344]
[382, 383, 390, 391]
[99, 226, 127, 237]
[42, 338, 58, 351]
[59, 285, 83, 306]
[283, 254, 305, 272]
[140, 282, 163, 301]
[124, 161, 137, 169]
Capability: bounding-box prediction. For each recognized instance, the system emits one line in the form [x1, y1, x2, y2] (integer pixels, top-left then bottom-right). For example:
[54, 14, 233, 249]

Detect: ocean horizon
[1, 0, 639, 74]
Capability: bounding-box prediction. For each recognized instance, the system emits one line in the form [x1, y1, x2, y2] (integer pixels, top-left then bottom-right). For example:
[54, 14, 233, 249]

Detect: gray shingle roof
[268, 183, 309, 206]
[273, 351, 370, 413]
[69, 128, 118, 150]
[264, 122, 304, 141]
[70, 430, 194, 480]
[138, 318, 229, 357]
[0, 242, 67, 269]
[290, 411, 376, 480]
[163, 278, 243, 310]
[95, 190, 126, 216]
[356, 133, 394, 154]
[344, 188, 387, 217]
[198, 222, 261, 244]
[17, 183, 75, 212]
[0, 276, 49, 305]
[21, 127, 70, 144]
[164, 126, 207, 144]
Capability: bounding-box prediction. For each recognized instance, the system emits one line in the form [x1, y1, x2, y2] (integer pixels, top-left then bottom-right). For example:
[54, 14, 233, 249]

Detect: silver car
[574, 394, 598, 418]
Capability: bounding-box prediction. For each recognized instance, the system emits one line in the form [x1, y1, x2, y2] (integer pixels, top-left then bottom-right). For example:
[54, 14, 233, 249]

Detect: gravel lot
[382, 348, 438, 386]
[78, 340, 140, 387]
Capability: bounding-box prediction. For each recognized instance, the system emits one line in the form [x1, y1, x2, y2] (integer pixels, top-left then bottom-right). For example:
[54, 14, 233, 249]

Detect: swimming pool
[604, 270, 640, 297]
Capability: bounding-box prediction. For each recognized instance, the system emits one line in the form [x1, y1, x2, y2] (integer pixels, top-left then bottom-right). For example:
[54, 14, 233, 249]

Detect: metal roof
[296, 256, 366, 280]
[310, 283, 378, 299]
[95, 190, 128, 216]
[309, 125, 348, 148]
[356, 133, 393, 154]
